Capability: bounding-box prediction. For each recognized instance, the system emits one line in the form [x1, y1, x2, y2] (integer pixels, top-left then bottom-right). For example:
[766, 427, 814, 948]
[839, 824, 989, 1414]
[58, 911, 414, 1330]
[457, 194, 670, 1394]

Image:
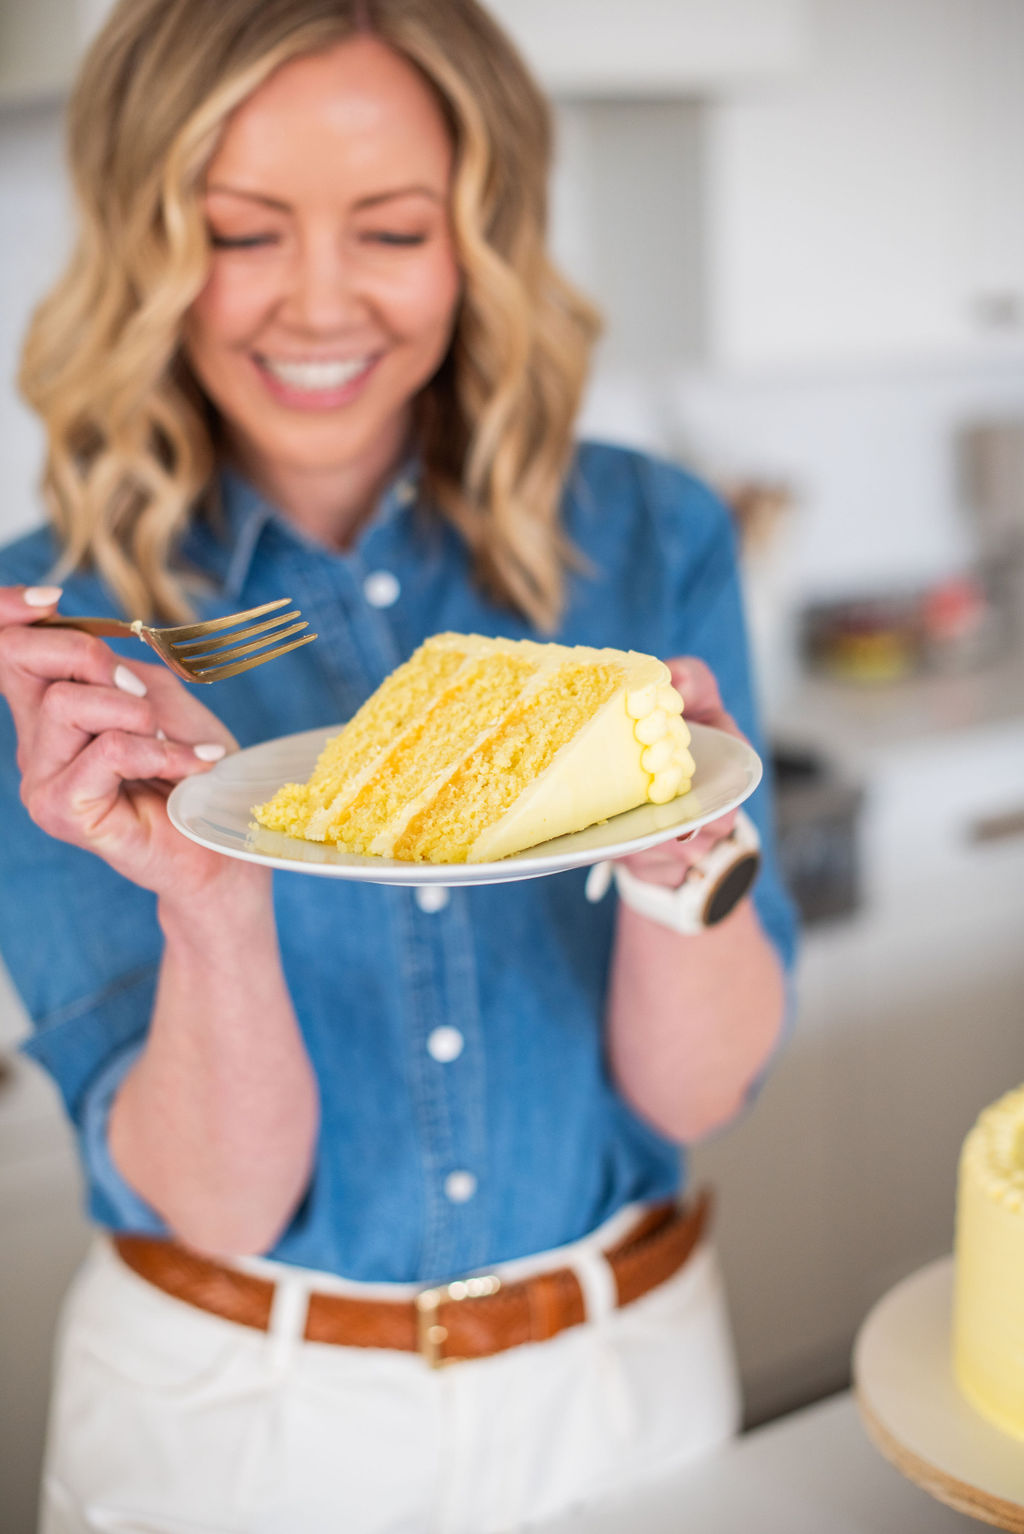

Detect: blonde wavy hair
[19, 0, 601, 631]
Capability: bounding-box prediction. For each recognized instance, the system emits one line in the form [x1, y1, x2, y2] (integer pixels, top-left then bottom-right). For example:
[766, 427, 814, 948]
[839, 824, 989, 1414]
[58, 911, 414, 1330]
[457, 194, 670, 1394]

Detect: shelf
[772, 638, 1024, 761]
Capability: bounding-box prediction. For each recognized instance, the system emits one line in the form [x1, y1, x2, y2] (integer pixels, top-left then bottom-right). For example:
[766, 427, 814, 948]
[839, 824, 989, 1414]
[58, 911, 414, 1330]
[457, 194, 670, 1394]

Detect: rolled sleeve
[19, 963, 159, 1121]
[76, 1039, 167, 1232]
[18, 963, 167, 1231]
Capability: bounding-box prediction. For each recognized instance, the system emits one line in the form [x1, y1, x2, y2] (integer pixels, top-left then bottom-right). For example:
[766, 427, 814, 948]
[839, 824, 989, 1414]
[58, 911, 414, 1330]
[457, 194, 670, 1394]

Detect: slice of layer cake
[252, 632, 694, 863]
[952, 1084, 1024, 1440]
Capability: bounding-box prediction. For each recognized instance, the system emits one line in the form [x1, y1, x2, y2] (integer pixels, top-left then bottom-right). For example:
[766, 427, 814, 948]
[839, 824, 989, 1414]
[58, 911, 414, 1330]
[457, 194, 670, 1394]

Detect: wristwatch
[586, 809, 762, 935]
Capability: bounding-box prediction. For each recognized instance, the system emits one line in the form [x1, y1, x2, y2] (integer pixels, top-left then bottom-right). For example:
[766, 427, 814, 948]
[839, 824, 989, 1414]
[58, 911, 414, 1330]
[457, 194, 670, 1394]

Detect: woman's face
[185, 37, 460, 502]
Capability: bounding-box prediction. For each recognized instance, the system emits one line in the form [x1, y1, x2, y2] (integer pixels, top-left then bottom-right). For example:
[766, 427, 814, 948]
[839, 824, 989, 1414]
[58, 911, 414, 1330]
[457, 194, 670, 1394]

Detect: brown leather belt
[113, 1192, 710, 1368]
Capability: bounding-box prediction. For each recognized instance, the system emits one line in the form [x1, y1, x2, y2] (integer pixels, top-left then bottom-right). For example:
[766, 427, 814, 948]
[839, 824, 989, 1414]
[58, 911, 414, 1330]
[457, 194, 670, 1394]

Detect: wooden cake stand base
[853, 1258, 1024, 1532]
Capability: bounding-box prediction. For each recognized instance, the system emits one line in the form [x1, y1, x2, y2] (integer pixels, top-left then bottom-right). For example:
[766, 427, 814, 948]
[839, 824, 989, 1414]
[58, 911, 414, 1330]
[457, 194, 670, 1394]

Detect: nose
[284, 227, 365, 332]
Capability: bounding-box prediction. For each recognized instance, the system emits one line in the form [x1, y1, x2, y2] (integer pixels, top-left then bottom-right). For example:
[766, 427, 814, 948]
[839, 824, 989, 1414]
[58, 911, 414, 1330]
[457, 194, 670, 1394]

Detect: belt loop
[569, 1245, 619, 1326]
[266, 1273, 311, 1372]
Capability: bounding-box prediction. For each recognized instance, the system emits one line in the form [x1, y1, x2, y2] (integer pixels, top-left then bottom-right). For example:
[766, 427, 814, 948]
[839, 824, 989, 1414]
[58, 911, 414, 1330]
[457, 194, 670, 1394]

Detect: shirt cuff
[77, 1041, 167, 1233]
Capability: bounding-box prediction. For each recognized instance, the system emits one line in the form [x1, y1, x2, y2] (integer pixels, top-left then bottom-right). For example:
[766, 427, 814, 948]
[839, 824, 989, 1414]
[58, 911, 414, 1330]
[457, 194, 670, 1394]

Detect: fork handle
[33, 615, 139, 639]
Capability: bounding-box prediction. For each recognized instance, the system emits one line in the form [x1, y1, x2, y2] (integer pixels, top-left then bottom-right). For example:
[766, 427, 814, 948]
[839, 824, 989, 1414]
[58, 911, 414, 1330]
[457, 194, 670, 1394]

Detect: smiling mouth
[256, 355, 375, 392]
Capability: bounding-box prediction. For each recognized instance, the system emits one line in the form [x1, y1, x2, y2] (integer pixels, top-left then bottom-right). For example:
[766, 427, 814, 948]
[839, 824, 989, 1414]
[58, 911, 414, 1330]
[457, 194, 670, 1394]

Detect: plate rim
[167, 718, 762, 885]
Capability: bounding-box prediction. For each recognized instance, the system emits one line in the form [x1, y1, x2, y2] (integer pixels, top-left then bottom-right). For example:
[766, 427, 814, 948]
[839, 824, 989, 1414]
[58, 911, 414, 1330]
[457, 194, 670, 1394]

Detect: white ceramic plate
[167, 719, 762, 886]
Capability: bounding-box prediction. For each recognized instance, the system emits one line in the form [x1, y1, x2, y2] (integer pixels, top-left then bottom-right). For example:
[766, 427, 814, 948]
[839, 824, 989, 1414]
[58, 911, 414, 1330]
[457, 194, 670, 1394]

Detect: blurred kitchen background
[2, 0, 1023, 1527]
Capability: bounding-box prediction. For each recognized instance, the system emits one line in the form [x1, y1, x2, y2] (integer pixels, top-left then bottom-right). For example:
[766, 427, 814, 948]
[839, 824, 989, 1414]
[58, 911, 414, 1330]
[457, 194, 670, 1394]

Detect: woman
[0, 1, 796, 1529]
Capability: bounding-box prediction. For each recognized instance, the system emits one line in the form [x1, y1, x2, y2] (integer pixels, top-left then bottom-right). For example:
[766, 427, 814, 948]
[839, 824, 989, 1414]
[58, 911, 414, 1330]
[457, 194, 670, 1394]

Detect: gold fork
[35, 598, 317, 683]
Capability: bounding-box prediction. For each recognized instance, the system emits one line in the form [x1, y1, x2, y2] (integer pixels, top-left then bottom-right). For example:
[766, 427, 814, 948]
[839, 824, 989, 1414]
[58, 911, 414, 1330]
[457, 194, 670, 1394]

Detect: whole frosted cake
[253, 632, 694, 863]
[952, 1083, 1024, 1440]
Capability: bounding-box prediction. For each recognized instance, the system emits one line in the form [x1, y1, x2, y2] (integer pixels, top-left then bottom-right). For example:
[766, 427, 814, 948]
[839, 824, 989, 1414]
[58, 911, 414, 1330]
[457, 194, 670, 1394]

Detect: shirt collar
[198, 460, 421, 600]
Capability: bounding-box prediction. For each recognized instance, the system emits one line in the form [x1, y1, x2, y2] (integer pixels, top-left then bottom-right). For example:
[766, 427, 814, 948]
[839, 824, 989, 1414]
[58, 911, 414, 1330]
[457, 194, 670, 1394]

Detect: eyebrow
[204, 183, 444, 212]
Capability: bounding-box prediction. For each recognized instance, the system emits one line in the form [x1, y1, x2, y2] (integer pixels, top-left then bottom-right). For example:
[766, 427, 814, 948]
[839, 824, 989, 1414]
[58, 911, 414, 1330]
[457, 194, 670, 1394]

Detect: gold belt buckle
[415, 1274, 502, 1368]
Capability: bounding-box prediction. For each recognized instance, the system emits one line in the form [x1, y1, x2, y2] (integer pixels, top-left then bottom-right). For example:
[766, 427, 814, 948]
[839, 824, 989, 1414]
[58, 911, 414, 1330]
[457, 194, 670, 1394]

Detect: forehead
[206, 36, 453, 197]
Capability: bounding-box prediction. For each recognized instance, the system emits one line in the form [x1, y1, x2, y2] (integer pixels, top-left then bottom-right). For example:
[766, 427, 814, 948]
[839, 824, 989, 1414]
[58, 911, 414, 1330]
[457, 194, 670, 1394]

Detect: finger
[25, 730, 221, 844]
[0, 626, 124, 757]
[29, 680, 159, 785]
[0, 584, 63, 623]
[116, 659, 237, 753]
[666, 657, 720, 714]
[666, 658, 745, 740]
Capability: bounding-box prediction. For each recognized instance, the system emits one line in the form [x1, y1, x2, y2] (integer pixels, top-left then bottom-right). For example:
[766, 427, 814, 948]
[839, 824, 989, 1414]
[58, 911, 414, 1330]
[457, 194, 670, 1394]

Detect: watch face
[704, 853, 761, 925]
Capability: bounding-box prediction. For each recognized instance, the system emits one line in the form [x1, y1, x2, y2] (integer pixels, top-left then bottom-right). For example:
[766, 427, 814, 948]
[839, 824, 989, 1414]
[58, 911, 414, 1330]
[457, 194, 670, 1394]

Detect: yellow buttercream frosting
[252, 632, 694, 862]
[952, 1083, 1024, 1440]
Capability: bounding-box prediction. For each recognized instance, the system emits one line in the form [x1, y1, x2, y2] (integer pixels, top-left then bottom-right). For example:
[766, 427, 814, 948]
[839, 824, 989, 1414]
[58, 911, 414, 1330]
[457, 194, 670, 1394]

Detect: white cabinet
[485, 0, 809, 96]
[702, 0, 1024, 368]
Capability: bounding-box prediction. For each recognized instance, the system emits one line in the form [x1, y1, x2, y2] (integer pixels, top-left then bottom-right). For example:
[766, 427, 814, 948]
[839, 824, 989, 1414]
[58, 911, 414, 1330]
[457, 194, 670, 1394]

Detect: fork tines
[168, 598, 317, 682]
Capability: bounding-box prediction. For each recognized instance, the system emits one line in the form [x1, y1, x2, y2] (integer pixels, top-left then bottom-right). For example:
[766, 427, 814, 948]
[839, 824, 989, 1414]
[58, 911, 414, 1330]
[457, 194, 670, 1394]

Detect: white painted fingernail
[114, 665, 147, 696]
[23, 585, 63, 607]
[194, 742, 226, 762]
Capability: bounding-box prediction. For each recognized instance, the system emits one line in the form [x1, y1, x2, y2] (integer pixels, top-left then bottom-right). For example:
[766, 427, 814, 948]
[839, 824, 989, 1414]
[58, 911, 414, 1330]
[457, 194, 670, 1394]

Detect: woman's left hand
[617, 656, 743, 889]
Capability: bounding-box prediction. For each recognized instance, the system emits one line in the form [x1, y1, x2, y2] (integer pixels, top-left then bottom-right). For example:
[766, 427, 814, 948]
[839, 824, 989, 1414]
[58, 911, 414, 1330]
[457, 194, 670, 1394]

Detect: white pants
[40, 1211, 741, 1534]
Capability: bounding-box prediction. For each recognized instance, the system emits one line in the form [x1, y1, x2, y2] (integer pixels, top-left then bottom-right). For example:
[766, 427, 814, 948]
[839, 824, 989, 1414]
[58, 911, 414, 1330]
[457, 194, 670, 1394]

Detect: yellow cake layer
[317, 653, 538, 854]
[251, 632, 693, 862]
[953, 1083, 1024, 1441]
[253, 638, 468, 837]
[392, 661, 624, 862]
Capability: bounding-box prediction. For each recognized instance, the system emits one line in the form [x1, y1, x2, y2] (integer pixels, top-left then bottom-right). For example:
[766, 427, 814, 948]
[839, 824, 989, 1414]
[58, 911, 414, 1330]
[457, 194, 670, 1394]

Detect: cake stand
[853, 1257, 1024, 1532]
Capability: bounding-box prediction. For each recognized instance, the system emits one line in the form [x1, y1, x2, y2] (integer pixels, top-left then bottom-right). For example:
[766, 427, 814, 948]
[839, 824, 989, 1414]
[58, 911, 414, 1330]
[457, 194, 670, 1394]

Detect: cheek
[386, 250, 461, 345]
[188, 262, 279, 351]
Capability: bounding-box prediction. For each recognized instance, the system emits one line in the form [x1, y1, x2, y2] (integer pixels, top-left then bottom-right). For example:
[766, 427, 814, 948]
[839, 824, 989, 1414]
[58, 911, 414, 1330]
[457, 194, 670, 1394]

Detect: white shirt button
[415, 885, 450, 914]
[363, 570, 400, 608]
[427, 1026, 464, 1064]
[444, 1170, 477, 1204]
[394, 477, 417, 507]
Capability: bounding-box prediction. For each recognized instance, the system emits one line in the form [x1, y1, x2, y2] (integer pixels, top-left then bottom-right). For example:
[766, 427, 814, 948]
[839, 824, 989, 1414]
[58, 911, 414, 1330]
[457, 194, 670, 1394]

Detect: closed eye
[363, 231, 428, 247]
[209, 232, 279, 250]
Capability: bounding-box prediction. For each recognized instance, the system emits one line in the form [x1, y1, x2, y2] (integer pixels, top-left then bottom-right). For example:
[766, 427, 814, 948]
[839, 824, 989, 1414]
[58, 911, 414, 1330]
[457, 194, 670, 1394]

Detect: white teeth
[261, 357, 371, 391]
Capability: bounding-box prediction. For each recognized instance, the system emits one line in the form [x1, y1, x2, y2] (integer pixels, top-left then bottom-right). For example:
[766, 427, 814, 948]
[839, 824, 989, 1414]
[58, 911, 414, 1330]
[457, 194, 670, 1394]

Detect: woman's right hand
[0, 584, 259, 903]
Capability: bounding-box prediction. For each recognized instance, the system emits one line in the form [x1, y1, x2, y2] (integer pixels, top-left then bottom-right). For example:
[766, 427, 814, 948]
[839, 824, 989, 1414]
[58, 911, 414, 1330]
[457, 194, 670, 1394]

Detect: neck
[230, 416, 410, 548]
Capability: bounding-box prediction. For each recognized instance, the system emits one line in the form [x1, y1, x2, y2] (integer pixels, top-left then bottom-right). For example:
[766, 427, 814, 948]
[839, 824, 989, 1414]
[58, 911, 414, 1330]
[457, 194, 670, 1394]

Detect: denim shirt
[0, 442, 797, 1283]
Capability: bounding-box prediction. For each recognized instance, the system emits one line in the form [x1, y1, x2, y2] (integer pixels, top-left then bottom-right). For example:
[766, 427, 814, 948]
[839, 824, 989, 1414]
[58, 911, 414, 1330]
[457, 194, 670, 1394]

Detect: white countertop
[541, 1392, 984, 1533]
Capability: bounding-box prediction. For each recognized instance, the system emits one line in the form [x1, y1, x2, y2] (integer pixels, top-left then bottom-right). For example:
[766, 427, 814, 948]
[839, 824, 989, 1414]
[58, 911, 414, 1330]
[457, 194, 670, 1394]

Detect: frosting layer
[953, 1083, 1024, 1441]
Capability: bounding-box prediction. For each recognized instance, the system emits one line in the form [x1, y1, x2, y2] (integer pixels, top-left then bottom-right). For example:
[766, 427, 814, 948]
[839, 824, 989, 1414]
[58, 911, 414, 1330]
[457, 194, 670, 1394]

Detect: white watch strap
[607, 808, 761, 935]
